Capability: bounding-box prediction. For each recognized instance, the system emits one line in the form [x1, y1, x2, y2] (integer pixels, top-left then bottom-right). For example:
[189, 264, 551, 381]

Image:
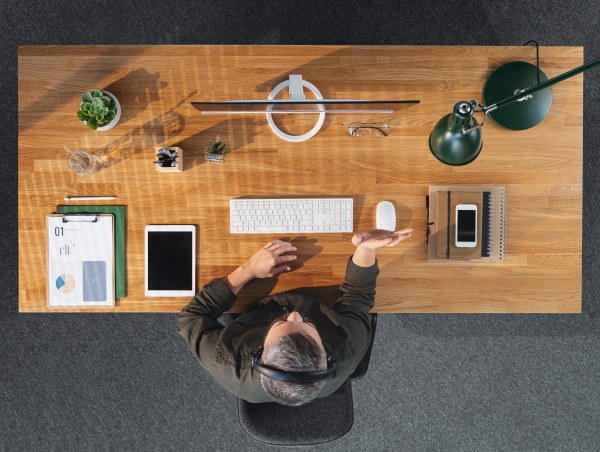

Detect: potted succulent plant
[77, 89, 121, 131]
[205, 140, 227, 164]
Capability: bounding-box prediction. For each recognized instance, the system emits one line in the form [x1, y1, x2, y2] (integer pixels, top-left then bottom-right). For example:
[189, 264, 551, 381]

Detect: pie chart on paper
[56, 274, 76, 293]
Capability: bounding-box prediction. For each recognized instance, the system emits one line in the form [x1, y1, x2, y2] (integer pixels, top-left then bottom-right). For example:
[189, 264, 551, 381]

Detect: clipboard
[57, 205, 126, 298]
[46, 214, 115, 309]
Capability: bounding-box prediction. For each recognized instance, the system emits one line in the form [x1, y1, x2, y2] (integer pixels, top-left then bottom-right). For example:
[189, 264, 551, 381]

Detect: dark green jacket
[178, 257, 378, 403]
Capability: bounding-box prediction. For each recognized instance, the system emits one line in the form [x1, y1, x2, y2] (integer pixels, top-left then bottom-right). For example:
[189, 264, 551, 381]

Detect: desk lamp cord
[523, 40, 541, 85]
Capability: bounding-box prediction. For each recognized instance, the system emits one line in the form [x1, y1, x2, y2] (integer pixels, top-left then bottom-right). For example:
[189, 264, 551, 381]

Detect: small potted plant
[154, 147, 183, 172]
[205, 140, 227, 164]
[77, 89, 121, 131]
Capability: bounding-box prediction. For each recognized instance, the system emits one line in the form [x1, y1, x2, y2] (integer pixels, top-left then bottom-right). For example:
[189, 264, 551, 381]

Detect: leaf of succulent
[87, 118, 98, 130]
[91, 97, 109, 117]
[81, 92, 94, 103]
[79, 90, 117, 128]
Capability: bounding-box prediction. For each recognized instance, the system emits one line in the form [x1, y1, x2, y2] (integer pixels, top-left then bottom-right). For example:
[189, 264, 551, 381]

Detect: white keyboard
[230, 198, 353, 233]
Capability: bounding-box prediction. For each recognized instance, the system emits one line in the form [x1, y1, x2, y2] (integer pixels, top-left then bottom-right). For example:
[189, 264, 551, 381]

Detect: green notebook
[57, 205, 126, 298]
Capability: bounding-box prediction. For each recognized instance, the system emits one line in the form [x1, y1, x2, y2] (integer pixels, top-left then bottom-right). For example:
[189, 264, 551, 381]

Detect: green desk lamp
[429, 56, 600, 166]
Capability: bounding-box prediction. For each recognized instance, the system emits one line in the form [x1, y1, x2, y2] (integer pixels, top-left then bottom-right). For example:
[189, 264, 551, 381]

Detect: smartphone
[455, 204, 477, 248]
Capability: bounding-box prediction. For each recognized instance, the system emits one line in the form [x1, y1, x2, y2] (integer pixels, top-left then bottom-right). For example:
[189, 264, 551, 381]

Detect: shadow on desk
[93, 95, 192, 170]
[236, 236, 331, 303]
[19, 46, 152, 133]
[173, 116, 255, 171]
[94, 110, 186, 170]
[103, 69, 168, 125]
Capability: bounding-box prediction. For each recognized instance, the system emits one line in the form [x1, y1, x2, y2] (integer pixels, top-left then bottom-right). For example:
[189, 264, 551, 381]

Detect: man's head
[259, 311, 328, 406]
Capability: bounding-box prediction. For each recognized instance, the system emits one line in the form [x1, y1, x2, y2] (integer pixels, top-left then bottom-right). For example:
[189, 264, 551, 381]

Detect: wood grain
[18, 45, 583, 313]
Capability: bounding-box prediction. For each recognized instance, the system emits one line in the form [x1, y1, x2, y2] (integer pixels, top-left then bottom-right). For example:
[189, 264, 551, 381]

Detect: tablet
[145, 225, 196, 297]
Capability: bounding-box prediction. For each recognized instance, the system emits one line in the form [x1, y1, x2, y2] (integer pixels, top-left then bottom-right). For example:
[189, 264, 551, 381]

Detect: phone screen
[457, 210, 476, 242]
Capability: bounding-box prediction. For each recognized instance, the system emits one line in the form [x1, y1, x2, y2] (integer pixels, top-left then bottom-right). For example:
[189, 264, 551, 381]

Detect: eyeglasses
[348, 122, 389, 137]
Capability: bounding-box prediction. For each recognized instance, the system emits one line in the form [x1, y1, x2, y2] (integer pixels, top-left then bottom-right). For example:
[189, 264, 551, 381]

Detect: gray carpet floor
[2, 1, 600, 450]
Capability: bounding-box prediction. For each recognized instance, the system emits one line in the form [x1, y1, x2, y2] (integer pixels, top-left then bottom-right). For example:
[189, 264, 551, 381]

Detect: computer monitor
[191, 100, 419, 114]
[192, 74, 419, 141]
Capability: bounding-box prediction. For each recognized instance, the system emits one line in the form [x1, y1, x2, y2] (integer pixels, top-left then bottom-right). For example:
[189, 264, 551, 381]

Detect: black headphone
[249, 345, 336, 383]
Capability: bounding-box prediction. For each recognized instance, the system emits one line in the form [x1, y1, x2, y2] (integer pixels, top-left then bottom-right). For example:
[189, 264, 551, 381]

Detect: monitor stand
[266, 75, 325, 142]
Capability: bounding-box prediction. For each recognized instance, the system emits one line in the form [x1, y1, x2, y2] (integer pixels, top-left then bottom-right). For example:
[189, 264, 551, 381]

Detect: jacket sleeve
[177, 278, 237, 369]
[332, 256, 379, 361]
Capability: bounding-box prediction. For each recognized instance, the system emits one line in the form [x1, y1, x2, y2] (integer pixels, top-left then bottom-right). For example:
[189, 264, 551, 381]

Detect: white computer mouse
[376, 201, 396, 231]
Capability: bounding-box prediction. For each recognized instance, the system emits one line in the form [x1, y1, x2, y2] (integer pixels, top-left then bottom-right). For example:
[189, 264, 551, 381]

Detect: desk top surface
[18, 45, 583, 313]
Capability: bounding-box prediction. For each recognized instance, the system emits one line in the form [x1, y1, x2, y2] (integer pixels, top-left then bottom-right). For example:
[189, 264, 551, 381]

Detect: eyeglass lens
[349, 123, 367, 137]
[371, 123, 388, 137]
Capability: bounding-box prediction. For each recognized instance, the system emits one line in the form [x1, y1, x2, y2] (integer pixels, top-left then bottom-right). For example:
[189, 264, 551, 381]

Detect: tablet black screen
[147, 231, 193, 290]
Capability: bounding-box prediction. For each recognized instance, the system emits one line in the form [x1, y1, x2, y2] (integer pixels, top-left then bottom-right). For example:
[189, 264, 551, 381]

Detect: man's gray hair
[260, 332, 327, 406]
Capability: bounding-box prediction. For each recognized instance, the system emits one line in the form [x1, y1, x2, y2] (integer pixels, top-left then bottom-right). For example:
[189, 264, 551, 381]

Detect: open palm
[352, 229, 412, 249]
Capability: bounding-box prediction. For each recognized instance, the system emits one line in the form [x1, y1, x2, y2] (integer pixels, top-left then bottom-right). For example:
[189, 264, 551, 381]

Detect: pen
[64, 196, 117, 201]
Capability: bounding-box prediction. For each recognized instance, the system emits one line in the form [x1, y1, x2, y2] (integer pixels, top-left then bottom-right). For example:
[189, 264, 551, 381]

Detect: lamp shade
[429, 101, 483, 166]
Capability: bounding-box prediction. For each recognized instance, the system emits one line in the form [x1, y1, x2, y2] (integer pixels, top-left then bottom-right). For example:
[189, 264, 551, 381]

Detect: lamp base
[482, 61, 552, 130]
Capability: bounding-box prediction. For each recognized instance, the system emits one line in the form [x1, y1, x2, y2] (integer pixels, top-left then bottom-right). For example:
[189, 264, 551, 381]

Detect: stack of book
[427, 186, 507, 262]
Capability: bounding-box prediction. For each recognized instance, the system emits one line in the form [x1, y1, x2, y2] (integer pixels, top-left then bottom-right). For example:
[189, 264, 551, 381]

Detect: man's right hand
[240, 240, 297, 279]
[352, 229, 412, 248]
[351, 228, 412, 268]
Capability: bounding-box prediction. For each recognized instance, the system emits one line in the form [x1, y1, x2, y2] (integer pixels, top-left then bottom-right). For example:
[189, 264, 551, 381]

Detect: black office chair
[238, 314, 378, 446]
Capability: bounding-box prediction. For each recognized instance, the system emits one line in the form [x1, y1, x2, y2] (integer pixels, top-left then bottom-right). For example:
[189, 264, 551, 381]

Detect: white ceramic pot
[81, 90, 121, 131]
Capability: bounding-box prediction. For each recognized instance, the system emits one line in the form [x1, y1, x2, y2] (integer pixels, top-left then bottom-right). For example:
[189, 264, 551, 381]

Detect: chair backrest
[238, 377, 353, 446]
[237, 313, 377, 446]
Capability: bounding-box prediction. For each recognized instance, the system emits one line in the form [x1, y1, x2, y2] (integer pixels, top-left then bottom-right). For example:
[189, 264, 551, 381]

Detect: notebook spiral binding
[487, 188, 508, 259]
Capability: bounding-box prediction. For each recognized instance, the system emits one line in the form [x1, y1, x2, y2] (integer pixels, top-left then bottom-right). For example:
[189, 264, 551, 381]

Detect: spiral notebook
[427, 186, 507, 262]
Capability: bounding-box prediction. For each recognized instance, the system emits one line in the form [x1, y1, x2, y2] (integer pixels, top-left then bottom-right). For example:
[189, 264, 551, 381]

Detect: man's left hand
[241, 240, 298, 279]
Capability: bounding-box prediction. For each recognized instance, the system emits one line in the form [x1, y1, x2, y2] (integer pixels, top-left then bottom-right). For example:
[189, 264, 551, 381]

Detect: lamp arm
[493, 57, 600, 110]
[462, 100, 497, 135]
[462, 57, 600, 135]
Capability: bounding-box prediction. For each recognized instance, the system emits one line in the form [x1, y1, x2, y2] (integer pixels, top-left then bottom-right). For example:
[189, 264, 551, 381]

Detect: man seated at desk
[178, 228, 412, 406]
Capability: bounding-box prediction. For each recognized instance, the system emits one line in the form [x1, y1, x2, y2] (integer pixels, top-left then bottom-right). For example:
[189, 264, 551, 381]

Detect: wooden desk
[18, 45, 583, 313]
